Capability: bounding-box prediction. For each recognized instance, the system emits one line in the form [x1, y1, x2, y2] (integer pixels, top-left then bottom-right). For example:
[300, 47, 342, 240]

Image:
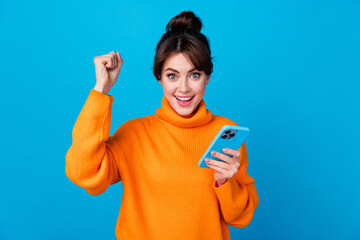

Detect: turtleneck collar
[155, 96, 213, 128]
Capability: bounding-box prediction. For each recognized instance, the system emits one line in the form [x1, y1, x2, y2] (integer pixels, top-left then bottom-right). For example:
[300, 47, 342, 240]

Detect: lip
[174, 95, 194, 107]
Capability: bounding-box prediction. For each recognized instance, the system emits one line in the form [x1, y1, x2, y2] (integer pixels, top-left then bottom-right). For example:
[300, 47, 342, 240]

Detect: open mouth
[174, 95, 194, 106]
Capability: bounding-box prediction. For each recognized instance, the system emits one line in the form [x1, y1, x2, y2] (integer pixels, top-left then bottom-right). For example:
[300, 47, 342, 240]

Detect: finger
[105, 51, 115, 68]
[104, 56, 113, 67]
[97, 56, 112, 67]
[206, 160, 239, 178]
[223, 148, 241, 159]
[205, 158, 228, 169]
[206, 162, 229, 175]
[210, 151, 233, 164]
[111, 51, 115, 67]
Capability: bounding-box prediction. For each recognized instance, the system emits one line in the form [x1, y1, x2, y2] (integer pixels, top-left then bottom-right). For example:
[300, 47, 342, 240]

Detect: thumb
[116, 52, 123, 69]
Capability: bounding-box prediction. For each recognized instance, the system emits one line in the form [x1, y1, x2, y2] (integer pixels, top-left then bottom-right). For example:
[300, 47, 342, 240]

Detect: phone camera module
[221, 129, 238, 139]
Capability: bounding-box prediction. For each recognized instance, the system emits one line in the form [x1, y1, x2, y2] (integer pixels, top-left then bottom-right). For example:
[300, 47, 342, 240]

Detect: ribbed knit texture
[65, 89, 259, 240]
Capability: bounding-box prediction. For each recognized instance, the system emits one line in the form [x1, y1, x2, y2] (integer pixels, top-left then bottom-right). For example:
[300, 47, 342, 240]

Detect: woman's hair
[153, 11, 213, 80]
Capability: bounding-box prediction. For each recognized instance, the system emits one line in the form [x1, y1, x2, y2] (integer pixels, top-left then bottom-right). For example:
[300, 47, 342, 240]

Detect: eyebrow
[164, 67, 197, 73]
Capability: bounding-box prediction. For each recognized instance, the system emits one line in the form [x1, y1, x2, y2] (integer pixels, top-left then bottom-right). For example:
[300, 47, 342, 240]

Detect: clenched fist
[93, 51, 123, 95]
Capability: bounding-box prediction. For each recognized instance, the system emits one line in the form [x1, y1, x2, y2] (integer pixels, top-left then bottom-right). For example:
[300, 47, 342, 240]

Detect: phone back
[198, 125, 250, 168]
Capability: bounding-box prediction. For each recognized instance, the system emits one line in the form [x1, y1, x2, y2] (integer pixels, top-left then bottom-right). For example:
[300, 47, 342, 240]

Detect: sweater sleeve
[212, 142, 259, 228]
[65, 89, 122, 196]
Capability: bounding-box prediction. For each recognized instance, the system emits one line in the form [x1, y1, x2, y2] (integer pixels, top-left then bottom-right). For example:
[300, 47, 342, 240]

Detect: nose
[178, 78, 190, 93]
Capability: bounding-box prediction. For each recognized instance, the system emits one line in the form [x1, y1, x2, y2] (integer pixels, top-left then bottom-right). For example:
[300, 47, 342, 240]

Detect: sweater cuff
[213, 177, 241, 195]
[87, 89, 114, 113]
[74, 89, 114, 141]
[90, 89, 114, 99]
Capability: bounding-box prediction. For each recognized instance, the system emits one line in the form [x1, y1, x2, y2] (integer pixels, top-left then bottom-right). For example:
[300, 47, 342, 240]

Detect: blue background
[1, 0, 359, 239]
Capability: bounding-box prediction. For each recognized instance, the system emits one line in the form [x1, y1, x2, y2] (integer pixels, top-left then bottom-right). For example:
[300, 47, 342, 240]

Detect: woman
[65, 11, 259, 240]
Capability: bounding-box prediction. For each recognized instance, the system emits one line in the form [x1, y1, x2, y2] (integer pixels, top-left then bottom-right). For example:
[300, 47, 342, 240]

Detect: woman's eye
[168, 74, 177, 80]
[191, 73, 201, 79]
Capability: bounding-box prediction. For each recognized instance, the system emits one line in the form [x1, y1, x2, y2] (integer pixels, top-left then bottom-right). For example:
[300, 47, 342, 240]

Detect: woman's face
[159, 53, 210, 118]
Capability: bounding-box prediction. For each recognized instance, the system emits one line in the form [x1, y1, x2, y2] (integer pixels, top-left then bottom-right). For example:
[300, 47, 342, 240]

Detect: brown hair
[152, 11, 213, 80]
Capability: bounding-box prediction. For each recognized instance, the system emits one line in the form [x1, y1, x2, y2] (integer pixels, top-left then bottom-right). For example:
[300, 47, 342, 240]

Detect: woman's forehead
[163, 53, 196, 71]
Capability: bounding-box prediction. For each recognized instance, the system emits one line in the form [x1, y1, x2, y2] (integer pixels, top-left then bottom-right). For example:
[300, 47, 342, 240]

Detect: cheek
[192, 82, 207, 94]
[162, 82, 177, 94]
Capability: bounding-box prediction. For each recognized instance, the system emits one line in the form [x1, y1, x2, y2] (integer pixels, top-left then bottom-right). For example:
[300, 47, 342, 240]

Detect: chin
[177, 109, 194, 117]
[173, 100, 199, 117]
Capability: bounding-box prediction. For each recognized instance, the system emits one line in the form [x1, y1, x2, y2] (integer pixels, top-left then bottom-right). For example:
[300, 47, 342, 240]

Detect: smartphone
[198, 125, 250, 168]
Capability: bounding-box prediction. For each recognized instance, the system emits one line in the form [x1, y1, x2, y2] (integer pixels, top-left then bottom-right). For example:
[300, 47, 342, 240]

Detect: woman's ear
[158, 79, 163, 85]
[206, 75, 211, 85]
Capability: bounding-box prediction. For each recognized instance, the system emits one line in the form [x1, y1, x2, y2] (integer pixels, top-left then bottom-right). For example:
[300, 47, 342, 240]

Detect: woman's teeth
[175, 96, 194, 101]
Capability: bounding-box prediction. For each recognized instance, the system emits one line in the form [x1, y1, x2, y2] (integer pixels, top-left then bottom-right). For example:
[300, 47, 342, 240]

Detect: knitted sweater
[65, 89, 259, 240]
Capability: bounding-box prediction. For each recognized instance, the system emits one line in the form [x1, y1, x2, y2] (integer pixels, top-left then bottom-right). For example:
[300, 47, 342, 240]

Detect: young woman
[65, 11, 259, 240]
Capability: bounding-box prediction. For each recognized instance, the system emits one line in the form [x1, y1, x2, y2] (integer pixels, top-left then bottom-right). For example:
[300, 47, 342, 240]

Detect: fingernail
[223, 148, 228, 152]
[211, 151, 215, 155]
[205, 158, 210, 162]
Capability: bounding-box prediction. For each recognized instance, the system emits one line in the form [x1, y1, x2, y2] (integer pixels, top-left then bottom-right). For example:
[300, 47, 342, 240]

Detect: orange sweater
[65, 89, 259, 240]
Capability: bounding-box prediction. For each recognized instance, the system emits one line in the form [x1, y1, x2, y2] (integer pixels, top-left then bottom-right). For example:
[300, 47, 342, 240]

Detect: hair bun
[165, 11, 203, 33]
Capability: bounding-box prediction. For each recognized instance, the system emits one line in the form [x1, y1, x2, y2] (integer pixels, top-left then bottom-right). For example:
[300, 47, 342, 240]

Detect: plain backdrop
[1, 0, 359, 239]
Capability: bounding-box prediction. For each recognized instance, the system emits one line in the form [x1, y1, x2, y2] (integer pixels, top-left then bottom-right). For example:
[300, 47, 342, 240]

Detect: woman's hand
[93, 51, 123, 95]
[205, 148, 241, 187]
